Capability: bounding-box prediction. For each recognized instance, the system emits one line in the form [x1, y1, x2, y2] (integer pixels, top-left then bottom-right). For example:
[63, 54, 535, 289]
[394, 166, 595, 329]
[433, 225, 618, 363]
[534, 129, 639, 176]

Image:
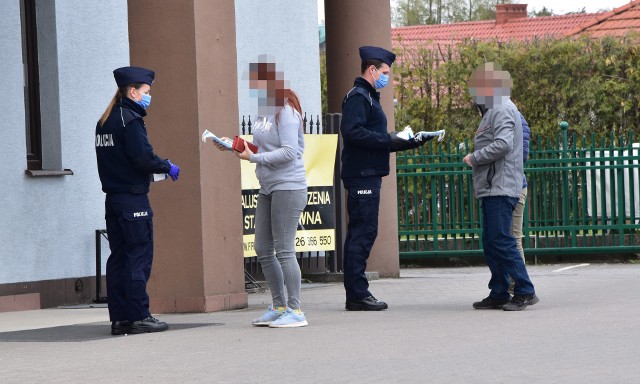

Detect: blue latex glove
[168, 160, 180, 181]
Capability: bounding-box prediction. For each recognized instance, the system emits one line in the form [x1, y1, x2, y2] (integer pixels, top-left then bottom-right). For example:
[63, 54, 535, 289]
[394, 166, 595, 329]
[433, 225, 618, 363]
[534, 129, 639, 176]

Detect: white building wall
[234, 0, 322, 128]
[1, 0, 321, 286]
[0, 0, 129, 284]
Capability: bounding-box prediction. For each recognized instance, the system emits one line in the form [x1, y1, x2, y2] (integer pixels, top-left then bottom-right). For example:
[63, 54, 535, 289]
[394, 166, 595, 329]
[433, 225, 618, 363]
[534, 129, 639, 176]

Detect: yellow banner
[241, 134, 338, 257]
[240, 134, 338, 188]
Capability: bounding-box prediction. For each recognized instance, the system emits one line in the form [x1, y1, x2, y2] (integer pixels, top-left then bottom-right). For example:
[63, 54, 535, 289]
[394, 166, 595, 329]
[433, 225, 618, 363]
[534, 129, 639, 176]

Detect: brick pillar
[325, 0, 400, 278]
[127, 0, 248, 312]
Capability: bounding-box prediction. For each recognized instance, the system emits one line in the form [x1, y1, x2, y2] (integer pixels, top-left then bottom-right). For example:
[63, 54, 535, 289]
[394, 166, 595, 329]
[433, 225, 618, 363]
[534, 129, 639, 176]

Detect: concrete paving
[1, 264, 640, 383]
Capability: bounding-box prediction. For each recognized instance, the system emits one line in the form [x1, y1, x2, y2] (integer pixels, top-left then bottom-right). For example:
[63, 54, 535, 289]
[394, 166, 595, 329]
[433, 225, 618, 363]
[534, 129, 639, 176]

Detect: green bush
[394, 33, 640, 144]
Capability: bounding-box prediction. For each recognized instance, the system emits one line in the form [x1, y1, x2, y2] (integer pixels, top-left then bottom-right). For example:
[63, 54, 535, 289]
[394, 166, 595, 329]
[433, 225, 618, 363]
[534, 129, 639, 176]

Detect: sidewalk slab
[0, 306, 108, 333]
[1, 265, 639, 383]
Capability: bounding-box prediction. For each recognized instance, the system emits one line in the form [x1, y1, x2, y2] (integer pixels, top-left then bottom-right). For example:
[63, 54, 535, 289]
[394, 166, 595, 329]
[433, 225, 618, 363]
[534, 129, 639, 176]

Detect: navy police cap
[359, 46, 396, 66]
[113, 66, 155, 87]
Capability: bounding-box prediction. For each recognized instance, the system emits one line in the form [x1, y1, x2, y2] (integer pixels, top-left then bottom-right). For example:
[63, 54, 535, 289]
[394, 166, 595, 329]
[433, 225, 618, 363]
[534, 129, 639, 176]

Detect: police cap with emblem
[358, 46, 396, 66]
[113, 66, 155, 87]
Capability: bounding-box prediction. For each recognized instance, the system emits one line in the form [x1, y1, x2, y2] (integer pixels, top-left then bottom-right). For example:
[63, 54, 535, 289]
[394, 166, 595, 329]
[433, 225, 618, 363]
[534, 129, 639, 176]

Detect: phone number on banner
[242, 229, 335, 257]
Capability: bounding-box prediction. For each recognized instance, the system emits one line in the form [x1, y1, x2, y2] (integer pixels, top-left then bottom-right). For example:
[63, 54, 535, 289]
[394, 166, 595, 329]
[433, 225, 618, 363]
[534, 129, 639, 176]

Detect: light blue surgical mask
[136, 93, 151, 109]
[250, 88, 268, 99]
[374, 68, 389, 89]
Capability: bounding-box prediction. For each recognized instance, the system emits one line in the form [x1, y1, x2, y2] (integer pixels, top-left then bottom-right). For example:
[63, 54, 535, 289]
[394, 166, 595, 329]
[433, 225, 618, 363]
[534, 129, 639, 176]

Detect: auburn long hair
[276, 89, 302, 124]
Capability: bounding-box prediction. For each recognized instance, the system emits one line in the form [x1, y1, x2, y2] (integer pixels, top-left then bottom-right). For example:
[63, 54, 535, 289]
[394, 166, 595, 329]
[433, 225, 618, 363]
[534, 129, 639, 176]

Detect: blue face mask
[136, 93, 151, 109]
[374, 68, 389, 89]
[250, 88, 268, 99]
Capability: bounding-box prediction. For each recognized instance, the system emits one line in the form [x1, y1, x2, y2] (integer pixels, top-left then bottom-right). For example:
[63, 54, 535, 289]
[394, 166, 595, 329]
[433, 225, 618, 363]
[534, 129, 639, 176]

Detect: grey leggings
[254, 189, 307, 309]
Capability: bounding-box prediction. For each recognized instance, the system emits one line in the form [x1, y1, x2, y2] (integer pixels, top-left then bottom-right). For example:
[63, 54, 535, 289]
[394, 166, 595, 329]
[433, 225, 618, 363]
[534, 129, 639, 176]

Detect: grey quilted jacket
[469, 99, 524, 199]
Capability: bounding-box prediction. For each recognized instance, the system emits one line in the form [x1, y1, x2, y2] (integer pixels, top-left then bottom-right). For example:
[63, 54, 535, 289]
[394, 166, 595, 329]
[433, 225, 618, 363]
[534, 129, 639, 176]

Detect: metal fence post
[324, 113, 345, 273]
[560, 121, 571, 240]
[94, 229, 108, 304]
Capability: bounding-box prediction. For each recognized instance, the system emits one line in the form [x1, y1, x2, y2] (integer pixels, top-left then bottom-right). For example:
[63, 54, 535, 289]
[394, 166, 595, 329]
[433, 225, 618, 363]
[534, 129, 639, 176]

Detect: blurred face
[469, 79, 495, 97]
[468, 62, 512, 109]
[247, 60, 290, 115]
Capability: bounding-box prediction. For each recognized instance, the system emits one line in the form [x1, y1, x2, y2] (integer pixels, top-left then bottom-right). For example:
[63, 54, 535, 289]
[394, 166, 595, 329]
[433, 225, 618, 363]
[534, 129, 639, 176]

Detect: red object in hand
[232, 136, 258, 153]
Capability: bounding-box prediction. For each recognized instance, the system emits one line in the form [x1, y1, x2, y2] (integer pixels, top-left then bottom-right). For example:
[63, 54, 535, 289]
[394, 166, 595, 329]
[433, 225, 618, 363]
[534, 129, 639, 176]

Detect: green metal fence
[396, 122, 640, 259]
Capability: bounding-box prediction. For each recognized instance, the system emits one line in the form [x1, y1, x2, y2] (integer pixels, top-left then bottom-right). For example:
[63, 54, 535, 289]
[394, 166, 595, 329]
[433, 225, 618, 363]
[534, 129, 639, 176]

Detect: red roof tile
[574, 0, 640, 37]
[393, 13, 595, 44]
[392, 1, 640, 47]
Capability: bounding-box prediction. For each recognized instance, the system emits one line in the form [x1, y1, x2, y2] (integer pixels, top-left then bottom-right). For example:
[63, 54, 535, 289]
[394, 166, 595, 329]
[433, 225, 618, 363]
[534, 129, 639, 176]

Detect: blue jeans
[481, 196, 535, 301]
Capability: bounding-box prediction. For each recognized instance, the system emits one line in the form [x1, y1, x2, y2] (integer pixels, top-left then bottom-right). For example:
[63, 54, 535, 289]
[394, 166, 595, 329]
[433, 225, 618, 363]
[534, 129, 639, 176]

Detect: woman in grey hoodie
[217, 61, 308, 327]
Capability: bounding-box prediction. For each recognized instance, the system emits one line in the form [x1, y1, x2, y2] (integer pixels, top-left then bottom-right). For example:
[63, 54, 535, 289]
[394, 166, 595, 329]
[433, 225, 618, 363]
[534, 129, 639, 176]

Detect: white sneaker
[252, 305, 285, 326]
[268, 308, 308, 328]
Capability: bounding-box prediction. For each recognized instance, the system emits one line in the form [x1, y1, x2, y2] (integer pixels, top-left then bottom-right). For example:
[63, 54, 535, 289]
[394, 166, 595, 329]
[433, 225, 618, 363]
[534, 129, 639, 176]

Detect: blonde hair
[98, 83, 144, 127]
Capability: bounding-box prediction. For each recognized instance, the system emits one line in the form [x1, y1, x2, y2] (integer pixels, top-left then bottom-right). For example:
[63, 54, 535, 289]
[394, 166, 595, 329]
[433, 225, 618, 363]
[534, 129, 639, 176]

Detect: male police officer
[340, 46, 433, 311]
[96, 66, 180, 334]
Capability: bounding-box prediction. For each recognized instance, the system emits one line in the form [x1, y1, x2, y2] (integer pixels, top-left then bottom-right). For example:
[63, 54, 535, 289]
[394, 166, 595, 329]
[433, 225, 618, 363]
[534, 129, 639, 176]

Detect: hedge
[394, 33, 640, 144]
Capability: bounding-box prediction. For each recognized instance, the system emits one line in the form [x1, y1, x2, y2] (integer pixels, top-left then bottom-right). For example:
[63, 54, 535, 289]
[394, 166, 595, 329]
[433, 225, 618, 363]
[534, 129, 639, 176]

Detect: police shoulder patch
[120, 107, 142, 127]
[345, 86, 372, 106]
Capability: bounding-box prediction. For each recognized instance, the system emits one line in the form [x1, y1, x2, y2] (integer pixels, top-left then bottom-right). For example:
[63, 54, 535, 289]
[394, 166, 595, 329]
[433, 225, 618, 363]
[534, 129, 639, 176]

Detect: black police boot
[130, 316, 169, 334]
[345, 296, 388, 311]
[111, 320, 132, 335]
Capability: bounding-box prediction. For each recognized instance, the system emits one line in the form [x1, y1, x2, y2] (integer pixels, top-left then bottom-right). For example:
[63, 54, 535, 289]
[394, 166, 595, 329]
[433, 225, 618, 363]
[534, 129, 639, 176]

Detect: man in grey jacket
[463, 62, 539, 311]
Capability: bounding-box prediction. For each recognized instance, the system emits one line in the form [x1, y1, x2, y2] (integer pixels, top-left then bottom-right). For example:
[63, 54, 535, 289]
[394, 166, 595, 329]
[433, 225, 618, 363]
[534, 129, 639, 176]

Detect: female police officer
[96, 66, 180, 335]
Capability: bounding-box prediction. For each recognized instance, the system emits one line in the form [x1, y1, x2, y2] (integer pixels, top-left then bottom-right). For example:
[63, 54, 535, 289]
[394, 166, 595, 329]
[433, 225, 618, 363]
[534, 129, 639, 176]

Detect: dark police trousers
[343, 176, 382, 301]
[104, 193, 154, 322]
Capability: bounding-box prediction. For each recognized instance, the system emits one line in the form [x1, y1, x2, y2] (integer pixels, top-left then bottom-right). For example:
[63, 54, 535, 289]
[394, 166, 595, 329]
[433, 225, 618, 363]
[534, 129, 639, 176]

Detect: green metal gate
[396, 122, 640, 259]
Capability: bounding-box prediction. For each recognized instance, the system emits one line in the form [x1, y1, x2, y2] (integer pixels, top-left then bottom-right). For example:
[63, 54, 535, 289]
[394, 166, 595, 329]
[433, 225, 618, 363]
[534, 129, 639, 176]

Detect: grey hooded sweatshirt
[469, 98, 524, 199]
[249, 104, 307, 194]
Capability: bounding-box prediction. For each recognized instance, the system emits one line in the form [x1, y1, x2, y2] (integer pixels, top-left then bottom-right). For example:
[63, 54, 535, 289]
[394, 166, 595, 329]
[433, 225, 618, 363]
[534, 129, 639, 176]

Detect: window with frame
[20, 0, 72, 176]
[21, 0, 42, 171]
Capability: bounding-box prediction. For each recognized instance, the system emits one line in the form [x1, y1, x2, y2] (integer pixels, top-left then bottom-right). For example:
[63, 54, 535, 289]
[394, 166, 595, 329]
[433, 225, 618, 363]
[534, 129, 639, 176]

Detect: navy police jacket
[95, 97, 170, 194]
[340, 77, 392, 179]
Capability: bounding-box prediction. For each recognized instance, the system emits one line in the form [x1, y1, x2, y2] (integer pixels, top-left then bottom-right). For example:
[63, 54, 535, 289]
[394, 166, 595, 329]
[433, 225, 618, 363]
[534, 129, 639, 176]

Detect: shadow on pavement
[0, 322, 224, 342]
